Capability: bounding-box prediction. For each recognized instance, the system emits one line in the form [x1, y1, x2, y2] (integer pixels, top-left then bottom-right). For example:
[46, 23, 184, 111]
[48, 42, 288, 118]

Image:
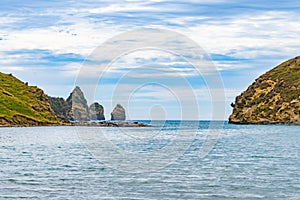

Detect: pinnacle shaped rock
[66, 86, 89, 121]
[48, 86, 108, 122]
[111, 104, 126, 121]
[67, 86, 86, 103]
[89, 102, 105, 120]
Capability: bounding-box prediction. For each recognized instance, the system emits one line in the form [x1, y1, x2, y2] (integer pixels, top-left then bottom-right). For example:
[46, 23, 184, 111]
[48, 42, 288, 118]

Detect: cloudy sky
[1, 0, 300, 120]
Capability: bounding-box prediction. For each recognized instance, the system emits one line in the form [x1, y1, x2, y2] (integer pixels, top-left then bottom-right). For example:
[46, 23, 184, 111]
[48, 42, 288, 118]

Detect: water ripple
[0, 123, 299, 199]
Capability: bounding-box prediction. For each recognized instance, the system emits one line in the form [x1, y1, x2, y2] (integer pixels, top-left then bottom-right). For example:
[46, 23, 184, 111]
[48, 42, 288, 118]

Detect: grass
[255, 56, 300, 103]
[230, 56, 300, 124]
[0, 72, 61, 124]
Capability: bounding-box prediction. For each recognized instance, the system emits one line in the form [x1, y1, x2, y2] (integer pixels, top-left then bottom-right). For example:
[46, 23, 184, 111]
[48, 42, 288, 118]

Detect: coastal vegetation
[0, 72, 138, 126]
[229, 56, 300, 124]
[0, 72, 62, 126]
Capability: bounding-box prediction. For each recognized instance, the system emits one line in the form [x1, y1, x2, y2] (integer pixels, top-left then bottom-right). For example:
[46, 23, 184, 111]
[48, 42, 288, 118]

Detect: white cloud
[0, 66, 25, 72]
[59, 63, 82, 77]
[0, 16, 21, 26]
[164, 16, 211, 26]
[3, 9, 299, 73]
[89, 3, 160, 14]
[185, 11, 300, 59]
[0, 21, 121, 56]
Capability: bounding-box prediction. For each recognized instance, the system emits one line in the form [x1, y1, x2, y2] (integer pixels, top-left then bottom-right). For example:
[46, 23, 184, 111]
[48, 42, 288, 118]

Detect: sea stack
[48, 86, 106, 122]
[66, 86, 90, 121]
[89, 102, 105, 120]
[111, 104, 126, 121]
[229, 56, 300, 124]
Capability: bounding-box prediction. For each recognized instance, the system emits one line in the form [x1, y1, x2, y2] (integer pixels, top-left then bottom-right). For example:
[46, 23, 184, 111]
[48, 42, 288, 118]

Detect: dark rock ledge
[72, 121, 151, 127]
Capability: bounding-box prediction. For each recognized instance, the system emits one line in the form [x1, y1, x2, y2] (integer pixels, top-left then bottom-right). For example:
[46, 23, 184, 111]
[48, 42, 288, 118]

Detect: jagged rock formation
[0, 72, 63, 126]
[48, 86, 89, 121]
[47, 96, 71, 121]
[229, 56, 300, 124]
[111, 104, 126, 121]
[66, 86, 89, 121]
[48, 86, 105, 121]
[89, 102, 105, 120]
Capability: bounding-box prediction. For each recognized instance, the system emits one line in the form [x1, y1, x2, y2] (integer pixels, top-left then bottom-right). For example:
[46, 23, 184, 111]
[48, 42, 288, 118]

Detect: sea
[0, 121, 299, 199]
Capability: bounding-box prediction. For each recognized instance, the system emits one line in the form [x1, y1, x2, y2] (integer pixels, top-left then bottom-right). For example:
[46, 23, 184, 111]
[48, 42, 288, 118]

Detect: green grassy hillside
[0, 72, 62, 126]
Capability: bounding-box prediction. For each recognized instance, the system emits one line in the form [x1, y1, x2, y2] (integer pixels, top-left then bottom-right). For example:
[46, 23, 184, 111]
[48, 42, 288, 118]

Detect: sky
[1, 0, 300, 120]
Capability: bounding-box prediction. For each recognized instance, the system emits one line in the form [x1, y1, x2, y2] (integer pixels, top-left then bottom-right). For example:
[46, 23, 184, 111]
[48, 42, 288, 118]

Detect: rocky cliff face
[47, 96, 72, 121]
[0, 72, 62, 126]
[89, 102, 105, 120]
[48, 86, 105, 121]
[229, 56, 300, 124]
[111, 104, 126, 121]
[66, 86, 90, 121]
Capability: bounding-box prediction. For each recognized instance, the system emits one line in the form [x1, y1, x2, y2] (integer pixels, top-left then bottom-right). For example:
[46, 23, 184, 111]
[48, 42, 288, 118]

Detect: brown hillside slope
[229, 56, 300, 124]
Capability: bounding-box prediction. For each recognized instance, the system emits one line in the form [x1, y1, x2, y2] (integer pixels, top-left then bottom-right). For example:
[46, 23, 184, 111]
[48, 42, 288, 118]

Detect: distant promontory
[229, 56, 300, 124]
[0, 72, 63, 126]
[0, 72, 144, 127]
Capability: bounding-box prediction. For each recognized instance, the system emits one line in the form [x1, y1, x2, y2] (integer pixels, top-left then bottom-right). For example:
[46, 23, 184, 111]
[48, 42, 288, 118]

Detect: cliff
[229, 56, 300, 124]
[0, 72, 62, 126]
[66, 86, 90, 121]
[48, 86, 106, 121]
[47, 96, 71, 121]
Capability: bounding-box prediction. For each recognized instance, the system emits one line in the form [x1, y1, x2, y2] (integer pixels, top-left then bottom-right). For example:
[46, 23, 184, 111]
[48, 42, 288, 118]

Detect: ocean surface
[0, 121, 299, 199]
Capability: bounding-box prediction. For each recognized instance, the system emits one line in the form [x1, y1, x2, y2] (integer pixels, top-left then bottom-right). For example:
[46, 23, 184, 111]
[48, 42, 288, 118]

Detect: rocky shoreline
[72, 121, 151, 127]
[0, 71, 137, 127]
[0, 121, 151, 128]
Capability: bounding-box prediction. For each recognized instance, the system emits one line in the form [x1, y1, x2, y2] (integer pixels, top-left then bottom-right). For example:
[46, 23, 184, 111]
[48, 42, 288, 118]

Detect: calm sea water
[0, 121, 299, 199]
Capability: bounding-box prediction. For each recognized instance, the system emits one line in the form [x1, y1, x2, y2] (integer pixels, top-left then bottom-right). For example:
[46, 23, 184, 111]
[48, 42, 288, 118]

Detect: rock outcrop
[89, 102, 105, 120]
[111, 104, 126, 121]
[47, 96, 72, 121]
[66, 86, 90, 121]
[0, 72, 63, 126]
[48, 86, 105, 121]
[229, 56, 300, 124]
[48, 86, 89, 121]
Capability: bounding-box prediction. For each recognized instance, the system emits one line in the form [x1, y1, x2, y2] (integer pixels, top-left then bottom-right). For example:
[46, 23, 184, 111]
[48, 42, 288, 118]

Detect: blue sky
[1, 0, 300, 120]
